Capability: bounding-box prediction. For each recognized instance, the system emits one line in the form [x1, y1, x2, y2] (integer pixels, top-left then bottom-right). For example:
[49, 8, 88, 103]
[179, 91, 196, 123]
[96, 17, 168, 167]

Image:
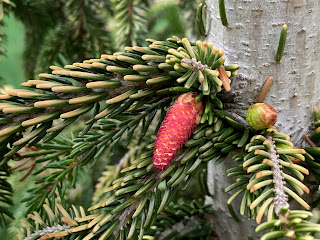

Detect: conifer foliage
[0, 0, 15, 65]
[0, 30, 239, 238]
[1, 1, 320, 240]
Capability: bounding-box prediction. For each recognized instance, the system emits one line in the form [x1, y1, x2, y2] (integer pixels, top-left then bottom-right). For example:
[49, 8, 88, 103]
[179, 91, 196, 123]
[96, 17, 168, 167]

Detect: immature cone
[153, 92, 203, 171]
[246, 103, 277, 130]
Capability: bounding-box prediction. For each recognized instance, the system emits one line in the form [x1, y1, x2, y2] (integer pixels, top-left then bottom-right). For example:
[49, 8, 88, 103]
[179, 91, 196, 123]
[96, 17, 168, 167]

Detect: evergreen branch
[12, 0, 65, 78]
[16, 202, 90, 240]
[146, 199, 212, 239]
[113, 0, 149, 49]
[23, 225, 71, 240]
[71, 111, 245, 239]
[10, 136, 74, 214]
[2, 3, 319, 239]
[16, 108, 246, 239]
[1, 36, 241, 238]
[0, 163, 14, 227]
[0, 0, 15, 78]
[225, 125, 320, 239]
[34, 0, 114, 76]
[267, 136, 288, 216]
[304, 106, 320, 182]
[19, 193, 213, 240]
[0, 37, 237, 165]
[12, 0, 113, 78]
[12, 97, 168, 214]
[7, 95, 246, 220]
[92, 132, 156, 205]
[256, 206, 320, 240]
[227, 128, 311, 224]
[19, 151, 193, 239]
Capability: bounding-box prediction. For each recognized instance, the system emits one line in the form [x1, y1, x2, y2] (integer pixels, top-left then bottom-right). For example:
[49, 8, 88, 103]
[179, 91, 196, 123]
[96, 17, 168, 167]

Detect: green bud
[246, 103, 277, 130]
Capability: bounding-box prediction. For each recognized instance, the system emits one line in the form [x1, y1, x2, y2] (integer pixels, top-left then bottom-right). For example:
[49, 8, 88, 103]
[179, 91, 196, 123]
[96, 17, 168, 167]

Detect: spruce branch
[2, 3, 320, 239]
[16, 202, 89, 240]
[0, 163, 14, 227]
[0, 37, 237, 166]
[16, 107, 247, 239]
[267, 136, 289, 216]
[304, 106, 320, 182]
[92, 144, 145, 204]
[1, 36, 244, 239]
[12, 0, 65, 78]
[113, 0, 149, 49]
[11, 97, 168, 214]
[11, 0, 114, 78]
[227, 128, 310, 223]
[224, 126, 320, 239]
[256, 206, 320, 240]
[10, 137, 74, 214]
[34, 0, 114, 76]
[146, 199, 212, 239]
[23, 225, 71, 240]
[0, 0, 15, 79]
[74, 111, 246, 239]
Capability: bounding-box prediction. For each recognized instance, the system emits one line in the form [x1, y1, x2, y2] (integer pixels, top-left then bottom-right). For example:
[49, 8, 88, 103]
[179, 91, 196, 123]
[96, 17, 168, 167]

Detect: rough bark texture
[205, 0, 320, 239]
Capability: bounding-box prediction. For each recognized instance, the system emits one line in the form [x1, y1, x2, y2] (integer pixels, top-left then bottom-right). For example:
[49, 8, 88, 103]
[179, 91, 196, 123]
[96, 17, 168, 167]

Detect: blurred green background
[0, 14, 25, 88]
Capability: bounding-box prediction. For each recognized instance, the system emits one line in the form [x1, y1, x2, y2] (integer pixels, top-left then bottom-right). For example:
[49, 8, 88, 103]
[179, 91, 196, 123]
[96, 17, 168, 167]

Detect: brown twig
[256, 75, 274, 103]
[303, 134, 317, 147]
[19, 162, 36, 182]
[18, 161, 35, 172]
[9, 157, 32, 171]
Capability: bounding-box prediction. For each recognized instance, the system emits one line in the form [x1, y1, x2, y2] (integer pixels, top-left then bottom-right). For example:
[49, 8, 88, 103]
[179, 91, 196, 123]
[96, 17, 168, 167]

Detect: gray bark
[205, 0, 320, 239]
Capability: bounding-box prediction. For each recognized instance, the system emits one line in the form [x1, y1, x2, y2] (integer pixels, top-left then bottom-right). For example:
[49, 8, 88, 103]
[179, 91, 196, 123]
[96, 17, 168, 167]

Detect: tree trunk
[205, 0, 320, 239]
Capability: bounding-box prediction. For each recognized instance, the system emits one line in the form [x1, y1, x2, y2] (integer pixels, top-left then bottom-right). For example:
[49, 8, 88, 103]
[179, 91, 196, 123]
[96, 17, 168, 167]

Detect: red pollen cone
[153, 92, 203, 172]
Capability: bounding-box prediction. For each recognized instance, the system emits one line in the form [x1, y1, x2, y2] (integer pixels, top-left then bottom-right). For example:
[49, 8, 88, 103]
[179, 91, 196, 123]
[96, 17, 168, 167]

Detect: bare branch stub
[256, 75, 274, 103]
